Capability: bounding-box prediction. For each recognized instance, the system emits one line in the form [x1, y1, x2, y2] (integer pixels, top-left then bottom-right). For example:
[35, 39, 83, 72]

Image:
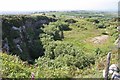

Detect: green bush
[1, 53, 32, 78]
[39, 41, 95, 69]
[96, 23, 106, 28]
[75, 53, 95, 69]
[65, 19, 77, 24]
[43, 24, 62, 40]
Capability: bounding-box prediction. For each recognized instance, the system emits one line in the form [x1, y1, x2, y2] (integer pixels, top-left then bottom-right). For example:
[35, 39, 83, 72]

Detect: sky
[0, 0, 119, 12]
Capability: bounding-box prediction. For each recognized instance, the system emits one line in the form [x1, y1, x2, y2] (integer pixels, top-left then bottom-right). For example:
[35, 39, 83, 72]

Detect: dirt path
[90, 35, 109, 44]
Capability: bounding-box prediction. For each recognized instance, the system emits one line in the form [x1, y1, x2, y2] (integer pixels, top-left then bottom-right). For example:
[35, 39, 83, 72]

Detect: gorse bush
[39, 22, 96, 69]
[1, 51, 95, 78]
[1, 53, 32, 78]
[42, 20, 70, 40]
[65, 18, 77, 24]
[38, 39, 95, 69]
[96, 23, 106, 29]
[42, 24, 62, 40]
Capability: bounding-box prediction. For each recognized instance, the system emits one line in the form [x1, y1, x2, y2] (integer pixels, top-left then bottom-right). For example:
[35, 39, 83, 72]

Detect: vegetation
[1, 11, 118, 78]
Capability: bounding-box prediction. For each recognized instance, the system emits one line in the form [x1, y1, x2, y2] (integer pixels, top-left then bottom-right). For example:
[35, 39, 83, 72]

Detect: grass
[2, 13, 118, 78]
[63, 20, 114, 53]
[61, 18, 118, 77]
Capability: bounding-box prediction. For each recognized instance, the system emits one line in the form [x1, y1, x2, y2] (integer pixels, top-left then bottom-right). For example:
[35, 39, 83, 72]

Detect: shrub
[96, 23, 106, 28]
[75, 53, 95, 69]
[65, 19, 77, 24]
[43, 24, 62, 40]
[1, 53, 32, 78]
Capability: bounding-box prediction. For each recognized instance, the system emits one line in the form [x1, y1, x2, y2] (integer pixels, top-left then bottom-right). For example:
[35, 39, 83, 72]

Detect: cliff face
[2, 15, 56, 61]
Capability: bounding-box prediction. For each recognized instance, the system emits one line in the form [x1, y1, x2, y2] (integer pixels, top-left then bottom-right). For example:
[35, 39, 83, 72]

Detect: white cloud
[0, 0, 119, 12]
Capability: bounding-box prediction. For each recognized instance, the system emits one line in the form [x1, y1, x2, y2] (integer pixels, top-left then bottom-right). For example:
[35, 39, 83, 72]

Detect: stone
[16, 44, 23, 53]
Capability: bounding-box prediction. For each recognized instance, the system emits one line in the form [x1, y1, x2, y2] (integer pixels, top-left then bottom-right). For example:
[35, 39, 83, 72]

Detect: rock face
[2, 38, 9, 53]
[2, 15, 56, 61]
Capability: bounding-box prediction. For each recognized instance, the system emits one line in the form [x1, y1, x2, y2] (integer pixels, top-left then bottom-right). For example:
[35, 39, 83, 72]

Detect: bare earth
[90, 35, 109, 44]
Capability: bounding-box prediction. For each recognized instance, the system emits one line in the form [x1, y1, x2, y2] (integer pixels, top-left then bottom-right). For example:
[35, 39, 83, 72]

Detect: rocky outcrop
[2, 15, 57, 61]
[2, 38, 9, 53]
[90, 35, 109, 44]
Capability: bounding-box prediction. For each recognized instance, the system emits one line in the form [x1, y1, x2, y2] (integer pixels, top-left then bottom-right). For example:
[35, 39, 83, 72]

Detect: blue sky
[0, 0, 119, 12]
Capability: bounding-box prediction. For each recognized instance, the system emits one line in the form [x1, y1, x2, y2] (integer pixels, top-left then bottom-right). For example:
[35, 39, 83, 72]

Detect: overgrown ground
[55, 16, 118, 78]
[1, 11, 118, 78]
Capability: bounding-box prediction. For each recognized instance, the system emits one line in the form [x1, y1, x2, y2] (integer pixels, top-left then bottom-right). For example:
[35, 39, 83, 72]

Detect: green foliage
[44, 42, 56, 59]
[39, 41, 95, 69]
[43, 24, 62, 40]
[52, 14, 56, 18]
[96, 23, 106, 28]
[49, 20, 70, 31]
[2, 11, 118, 78]
[40, 33, 54, 45]
[95, 48, 103, 55]
[29, 40, 44, 59]
[65, 19, 77, 24]
[86, 18, 99, 23]
[1, 53, 32, 78]
[42, 20, 70, 40]
[54, 43, 78, 57]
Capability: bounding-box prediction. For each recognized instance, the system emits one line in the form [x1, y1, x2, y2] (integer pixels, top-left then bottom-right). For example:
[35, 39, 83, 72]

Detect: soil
[90, 35, 109, 44]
